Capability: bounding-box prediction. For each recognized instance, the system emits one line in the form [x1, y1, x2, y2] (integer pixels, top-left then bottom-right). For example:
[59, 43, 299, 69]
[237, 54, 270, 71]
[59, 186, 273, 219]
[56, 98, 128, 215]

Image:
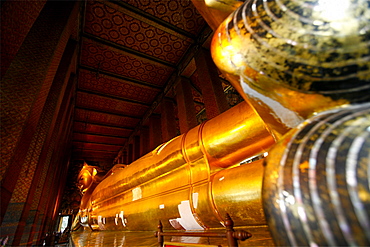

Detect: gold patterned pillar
[24, 74, 76, 246]
[30, 87, 75, 246]
[6, 39, 77, 246]
[0, 1, 78, 245]
[139, 126, 150, 156]
[176, 77, 198, 133]
[195, 48, 229, 119]
[127, 143, 133, 164]
[161, 97, 178, 142]
[133, 135, 141, 161]
[122, 150, 128, 165]
[149, 114, 163, 150]
[0, 1, 46, 77]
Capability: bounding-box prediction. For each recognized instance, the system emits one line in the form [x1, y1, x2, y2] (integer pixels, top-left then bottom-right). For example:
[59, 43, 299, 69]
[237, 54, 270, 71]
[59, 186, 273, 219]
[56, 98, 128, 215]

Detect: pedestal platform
[70, 226, 274, 247]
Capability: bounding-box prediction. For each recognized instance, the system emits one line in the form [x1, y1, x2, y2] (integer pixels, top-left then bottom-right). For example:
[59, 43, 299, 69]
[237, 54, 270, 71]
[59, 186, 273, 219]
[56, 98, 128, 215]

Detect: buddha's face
[77, 168, 95, 194]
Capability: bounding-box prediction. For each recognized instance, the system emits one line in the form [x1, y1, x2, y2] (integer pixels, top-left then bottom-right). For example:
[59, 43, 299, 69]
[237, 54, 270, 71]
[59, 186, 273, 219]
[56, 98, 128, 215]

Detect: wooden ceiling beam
[76, 87, 151, 107]
[73, 131, 128, 139]
[74, 120, 135, 130]
[72, 148, 117, 152]
[78, 64, 164, 90]
[72, 140, 124, 147]
[75, 106, 142, 119]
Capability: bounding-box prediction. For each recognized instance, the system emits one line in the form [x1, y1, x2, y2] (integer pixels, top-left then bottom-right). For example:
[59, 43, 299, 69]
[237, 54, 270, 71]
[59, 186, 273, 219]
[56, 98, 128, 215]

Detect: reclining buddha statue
[73, 0, 370, 246]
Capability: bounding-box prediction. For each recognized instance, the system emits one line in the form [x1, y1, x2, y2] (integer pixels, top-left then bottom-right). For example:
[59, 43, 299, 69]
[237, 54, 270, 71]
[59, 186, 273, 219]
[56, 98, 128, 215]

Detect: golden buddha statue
[72, 101, 275, 232]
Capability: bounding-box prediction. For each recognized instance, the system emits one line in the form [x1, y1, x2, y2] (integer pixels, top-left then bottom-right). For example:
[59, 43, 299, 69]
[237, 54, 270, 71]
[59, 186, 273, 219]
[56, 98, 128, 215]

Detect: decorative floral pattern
[84, 1, 194, 64]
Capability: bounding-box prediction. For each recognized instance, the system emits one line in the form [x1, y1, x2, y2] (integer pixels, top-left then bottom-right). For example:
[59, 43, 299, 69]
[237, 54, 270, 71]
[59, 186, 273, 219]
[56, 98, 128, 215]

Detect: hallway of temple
[2, 0, 369, 246]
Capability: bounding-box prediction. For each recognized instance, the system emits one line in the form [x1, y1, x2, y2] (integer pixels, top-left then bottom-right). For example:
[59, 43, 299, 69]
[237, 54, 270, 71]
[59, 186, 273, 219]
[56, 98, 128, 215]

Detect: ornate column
[140, 126, 150, 156]
[122, 150, 128, 165]
[29, 87, 75, 246]
[195, 48, 229, 119]
[127, 143, 133, 164]
[133, 135, 141, 161]
[161, 97, 178, 142]
[149, 114, 162, 150]
[175, 77, 197, 133]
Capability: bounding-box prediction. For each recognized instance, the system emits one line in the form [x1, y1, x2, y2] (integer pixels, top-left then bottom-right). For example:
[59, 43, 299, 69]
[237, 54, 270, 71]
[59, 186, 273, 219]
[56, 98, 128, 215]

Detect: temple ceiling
[72, 0, 211, 164]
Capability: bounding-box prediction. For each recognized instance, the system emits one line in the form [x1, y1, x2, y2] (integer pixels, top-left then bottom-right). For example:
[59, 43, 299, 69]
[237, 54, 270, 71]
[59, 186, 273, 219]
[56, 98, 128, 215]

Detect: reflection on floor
[70, 226, 274, 247]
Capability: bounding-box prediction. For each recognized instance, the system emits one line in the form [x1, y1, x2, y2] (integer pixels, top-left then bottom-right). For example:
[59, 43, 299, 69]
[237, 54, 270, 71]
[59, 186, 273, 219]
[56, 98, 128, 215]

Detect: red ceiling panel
[72, 141, 121, 152]
[75, 91, 148, 117]
[78, 69, 160, 104]
[80, 39, 174, 87]
[74, 108, 140, 127]
[72, 150, 118, 160]
[121, 0, 206, 36]
[84, 1, 193, 64]
[73, 122, 133, 137]
[73, 133, 127, 146]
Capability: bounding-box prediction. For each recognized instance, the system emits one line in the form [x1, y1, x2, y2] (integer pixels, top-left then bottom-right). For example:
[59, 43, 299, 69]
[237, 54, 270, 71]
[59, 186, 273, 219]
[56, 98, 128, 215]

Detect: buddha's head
[77, 164, 101, 194]
[211, 0, 370, 137]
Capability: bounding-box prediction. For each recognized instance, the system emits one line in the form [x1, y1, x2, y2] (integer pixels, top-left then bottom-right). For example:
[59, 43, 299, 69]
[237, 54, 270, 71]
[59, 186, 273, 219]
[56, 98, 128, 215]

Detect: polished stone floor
[70, 226, 274, 247]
